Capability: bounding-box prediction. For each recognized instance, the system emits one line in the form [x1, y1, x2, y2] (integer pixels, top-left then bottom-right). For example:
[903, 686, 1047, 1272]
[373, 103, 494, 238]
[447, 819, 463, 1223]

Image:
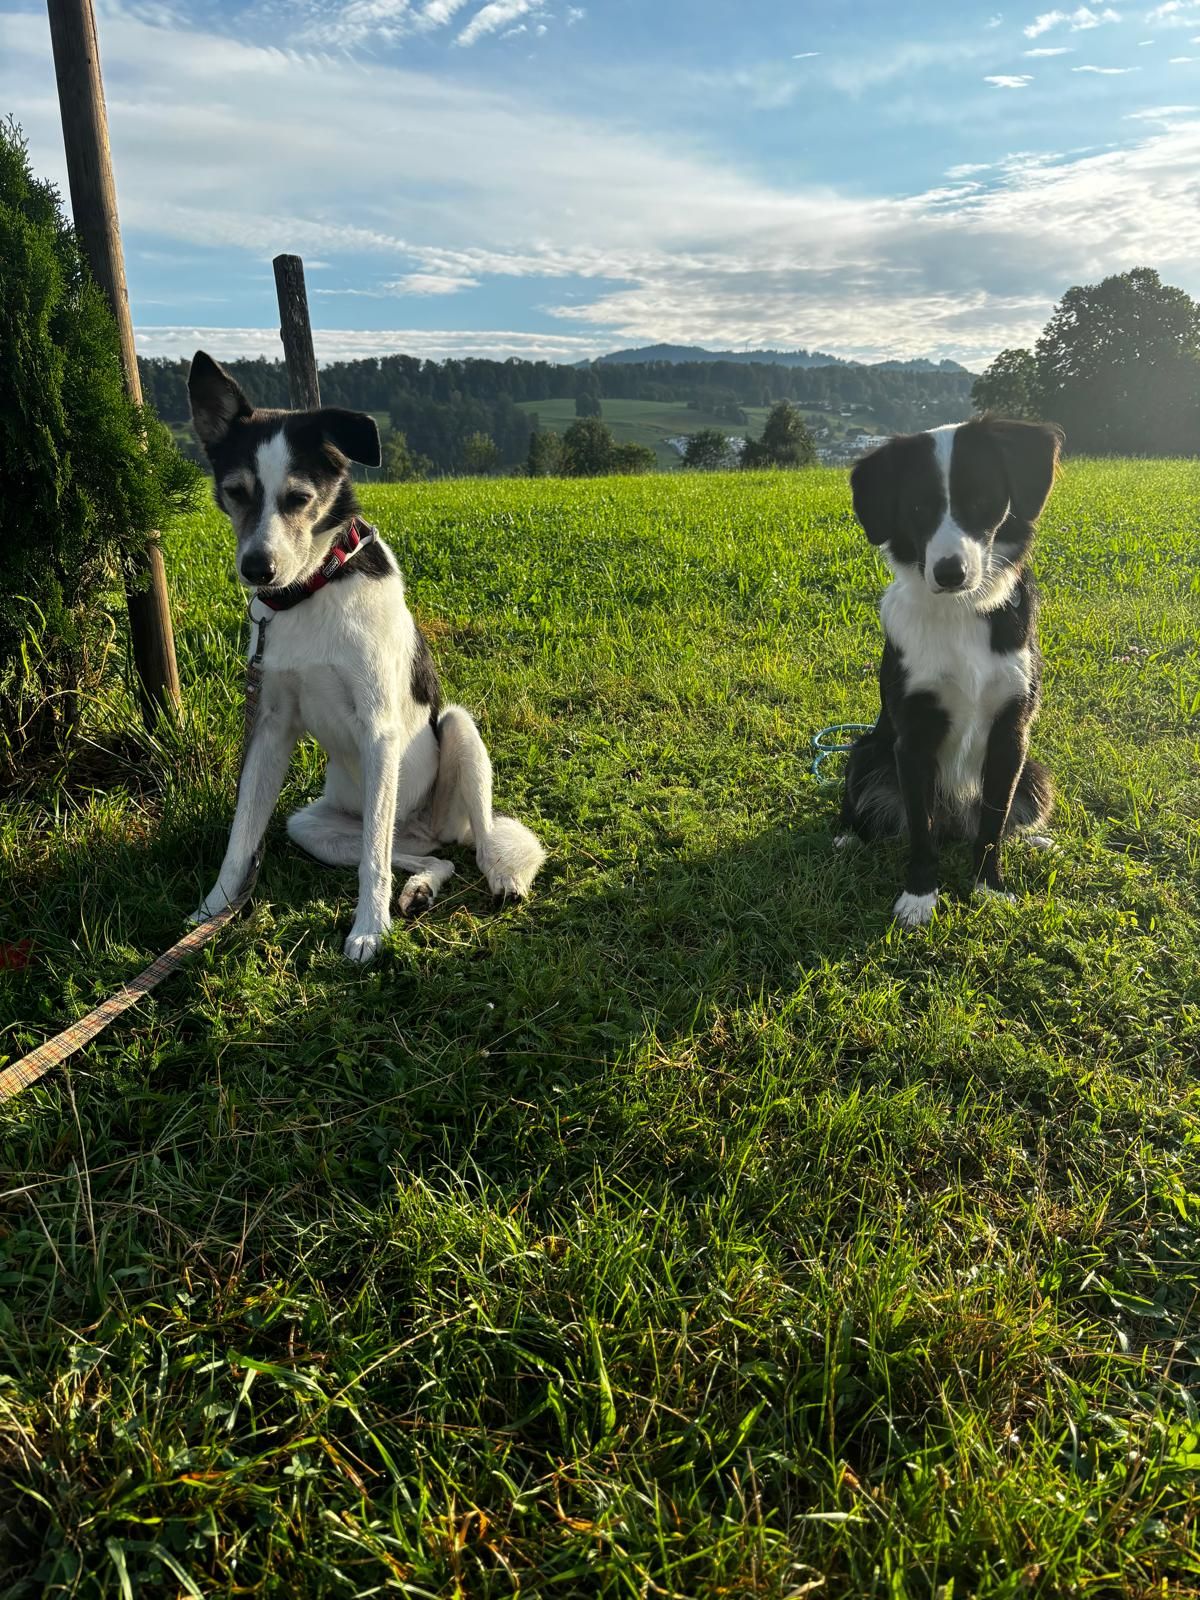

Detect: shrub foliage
[0, 120, 198, 767]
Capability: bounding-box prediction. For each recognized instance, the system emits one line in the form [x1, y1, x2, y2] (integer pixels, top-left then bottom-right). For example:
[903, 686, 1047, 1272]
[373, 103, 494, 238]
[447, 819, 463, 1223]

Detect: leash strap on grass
[2, 617, 270, 1104]
[810, 723, 874, 785]
[0, 880, 256, 1103]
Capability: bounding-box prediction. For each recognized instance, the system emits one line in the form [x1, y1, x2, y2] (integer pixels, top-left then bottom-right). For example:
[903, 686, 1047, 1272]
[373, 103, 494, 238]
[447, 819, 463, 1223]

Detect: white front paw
[893, 890, 938, 929]
[344, 919, 389, 963]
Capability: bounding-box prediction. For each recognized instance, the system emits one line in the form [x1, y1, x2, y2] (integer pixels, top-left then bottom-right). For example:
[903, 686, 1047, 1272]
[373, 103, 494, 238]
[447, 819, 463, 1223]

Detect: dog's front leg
[345, 730, 401, 964]
[972, 698, 1028, 899]
[192, 719, 296, 922]
[893, 692, 948, 929]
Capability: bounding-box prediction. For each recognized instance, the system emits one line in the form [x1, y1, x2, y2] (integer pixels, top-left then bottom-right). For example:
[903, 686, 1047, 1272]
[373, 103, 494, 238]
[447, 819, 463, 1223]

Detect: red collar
[256, 519, 376, 612]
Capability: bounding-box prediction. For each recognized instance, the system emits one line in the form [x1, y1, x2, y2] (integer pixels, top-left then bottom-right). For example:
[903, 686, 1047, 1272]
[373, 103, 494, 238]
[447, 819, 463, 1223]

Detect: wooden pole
[47, 0, 181, 728]
[273, 255, 321, 409]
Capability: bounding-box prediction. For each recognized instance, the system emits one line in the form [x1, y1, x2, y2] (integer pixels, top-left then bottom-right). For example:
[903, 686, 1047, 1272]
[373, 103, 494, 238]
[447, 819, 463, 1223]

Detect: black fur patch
[351, 537, 395, 581]
[410, 626, 442, 730]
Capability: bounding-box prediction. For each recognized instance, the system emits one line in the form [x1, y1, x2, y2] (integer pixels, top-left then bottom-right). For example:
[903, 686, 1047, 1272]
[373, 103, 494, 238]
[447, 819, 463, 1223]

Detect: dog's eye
[224, 483, 249, 504]
[284, 490, 312, 512]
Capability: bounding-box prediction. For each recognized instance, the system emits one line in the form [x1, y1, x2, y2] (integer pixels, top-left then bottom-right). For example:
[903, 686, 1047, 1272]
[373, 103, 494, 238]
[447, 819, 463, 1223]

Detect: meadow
[2, 460, 1200, 1598]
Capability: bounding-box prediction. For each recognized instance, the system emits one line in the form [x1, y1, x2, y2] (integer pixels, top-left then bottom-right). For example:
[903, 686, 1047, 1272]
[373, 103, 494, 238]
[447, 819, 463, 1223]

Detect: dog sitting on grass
[836, 416, 1062, 928]
[187, 351, 545, 963]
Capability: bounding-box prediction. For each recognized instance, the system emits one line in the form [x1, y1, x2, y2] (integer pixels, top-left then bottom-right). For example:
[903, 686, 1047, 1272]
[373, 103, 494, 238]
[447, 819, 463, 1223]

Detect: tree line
[972, 268, 1200, 455]
[139, 350, 972, 477]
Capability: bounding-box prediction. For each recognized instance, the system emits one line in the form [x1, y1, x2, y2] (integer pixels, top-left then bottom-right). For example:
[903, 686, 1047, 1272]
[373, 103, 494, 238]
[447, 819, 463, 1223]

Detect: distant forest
[142, 353, 973, 475]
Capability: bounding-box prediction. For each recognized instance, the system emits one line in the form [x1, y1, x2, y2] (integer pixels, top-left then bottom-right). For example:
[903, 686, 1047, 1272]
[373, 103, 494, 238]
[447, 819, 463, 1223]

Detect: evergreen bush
[0, 119, 199, 770]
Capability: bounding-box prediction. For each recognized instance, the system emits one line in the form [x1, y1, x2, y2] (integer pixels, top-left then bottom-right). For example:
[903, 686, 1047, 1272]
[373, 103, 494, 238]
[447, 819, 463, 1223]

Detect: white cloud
[389, 272, 480, 294]
[1025, 44, 1074, 51]
[988, 13, 1005, 26]
[133, 325, 611, 362]
[1124, 100, 1198, 111]
[986, 73, 1035, 84]
[456, 0, 538, 45]
[1072, 61, 1140, 68]
[792, 50, 820, 58]
[1144, 1, 1200, 22]
[1025, 6, 1121, 36]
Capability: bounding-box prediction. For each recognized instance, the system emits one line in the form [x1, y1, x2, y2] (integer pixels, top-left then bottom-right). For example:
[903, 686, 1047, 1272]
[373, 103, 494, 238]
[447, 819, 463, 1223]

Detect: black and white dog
[187, 351, 545, 962]
[837, 416, 1062, 928]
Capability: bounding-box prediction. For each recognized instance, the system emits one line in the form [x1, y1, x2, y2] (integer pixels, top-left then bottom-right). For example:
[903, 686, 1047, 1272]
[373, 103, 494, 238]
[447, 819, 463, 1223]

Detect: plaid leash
[0, 889, 253, 1102]
[0, 522, 380, 1104]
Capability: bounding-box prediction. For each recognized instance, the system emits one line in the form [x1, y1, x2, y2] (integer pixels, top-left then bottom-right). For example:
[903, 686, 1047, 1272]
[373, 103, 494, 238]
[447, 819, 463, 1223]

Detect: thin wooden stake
[47, 0, 182, 726]
[273, 254, 322, 409]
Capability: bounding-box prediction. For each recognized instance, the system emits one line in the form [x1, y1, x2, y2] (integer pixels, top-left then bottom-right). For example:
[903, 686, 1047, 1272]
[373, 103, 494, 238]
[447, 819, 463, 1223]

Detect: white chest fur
[249, 563, 425, 762]
[880, 570, 1032, 799]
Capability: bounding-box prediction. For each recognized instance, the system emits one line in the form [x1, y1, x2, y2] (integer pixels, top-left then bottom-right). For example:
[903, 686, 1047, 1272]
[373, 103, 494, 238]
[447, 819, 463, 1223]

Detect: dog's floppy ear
[316, 408, 381, 468]
[982, 418, 1064, 523]
[850, 439, 896, 547]
[188, 351, 252, 449]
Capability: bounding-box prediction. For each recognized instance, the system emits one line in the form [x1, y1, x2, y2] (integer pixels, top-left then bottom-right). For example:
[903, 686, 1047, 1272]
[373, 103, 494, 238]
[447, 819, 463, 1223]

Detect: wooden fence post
[273, 255, 321, 409]
[47, 0, 182, 727]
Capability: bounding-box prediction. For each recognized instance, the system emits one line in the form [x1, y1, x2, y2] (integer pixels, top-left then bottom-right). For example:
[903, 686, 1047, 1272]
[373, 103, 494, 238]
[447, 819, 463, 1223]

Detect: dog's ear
[850, 439, 896, 547]
[316, 408, 381, 468]
[981, 418, 1063, 523]
[188, 351, 252, 449]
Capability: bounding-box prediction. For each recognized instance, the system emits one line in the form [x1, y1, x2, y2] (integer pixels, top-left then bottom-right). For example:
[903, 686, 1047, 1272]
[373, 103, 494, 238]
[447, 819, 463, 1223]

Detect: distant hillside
[597, 343, 970, 375]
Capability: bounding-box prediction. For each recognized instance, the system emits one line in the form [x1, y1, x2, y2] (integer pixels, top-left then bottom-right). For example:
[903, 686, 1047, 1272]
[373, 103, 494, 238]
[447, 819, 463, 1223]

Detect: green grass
[4, 460, 1200, 1597]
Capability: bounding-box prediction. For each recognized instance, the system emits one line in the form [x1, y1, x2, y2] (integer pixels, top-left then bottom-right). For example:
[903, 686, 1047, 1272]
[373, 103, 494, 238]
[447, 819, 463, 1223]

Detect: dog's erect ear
[982, 418, 1064, 523]
[316, 408, 381, 468]
[850, 439, 896, 547]
[188, 351, 252, 449]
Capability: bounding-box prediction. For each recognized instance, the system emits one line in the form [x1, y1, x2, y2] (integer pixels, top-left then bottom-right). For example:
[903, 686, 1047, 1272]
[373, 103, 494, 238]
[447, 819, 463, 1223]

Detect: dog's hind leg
[1006, 757, 1055, 849]
[287, 795, 455, 919]
[429, 705, 545, 900]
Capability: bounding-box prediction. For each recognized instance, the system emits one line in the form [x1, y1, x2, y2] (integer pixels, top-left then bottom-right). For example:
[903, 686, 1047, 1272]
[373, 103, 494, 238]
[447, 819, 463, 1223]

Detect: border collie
[836, 416, 1062, 928]
[186, 351, 545, 963]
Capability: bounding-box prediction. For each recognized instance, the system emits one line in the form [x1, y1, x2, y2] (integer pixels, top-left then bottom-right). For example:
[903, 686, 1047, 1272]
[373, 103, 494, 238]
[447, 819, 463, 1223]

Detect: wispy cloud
[1124, 100, 1198, 110]
[1144, 0, 1200, 22]
[1025, 6, 1121, 36]
[1025, 44, 1074, 52]
[1072, 61, 1140, 68]
[986, 72, 1035, 85]
[456, 0, 539, 45]
[792, 50, 820, 58]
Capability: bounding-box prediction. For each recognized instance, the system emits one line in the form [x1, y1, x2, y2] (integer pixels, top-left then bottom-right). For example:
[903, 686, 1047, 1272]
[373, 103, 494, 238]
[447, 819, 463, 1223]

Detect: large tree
[682, 428, 736, 471]
[741, 401, 816, 468]
[971, 348, 1039, 420]
[1034, 268, 1200, 453]
[561, 416, 616, 476]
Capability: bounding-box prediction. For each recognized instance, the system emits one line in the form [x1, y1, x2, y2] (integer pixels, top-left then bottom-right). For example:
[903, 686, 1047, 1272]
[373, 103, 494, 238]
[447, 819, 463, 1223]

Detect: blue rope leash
[810, 722, 874, 784]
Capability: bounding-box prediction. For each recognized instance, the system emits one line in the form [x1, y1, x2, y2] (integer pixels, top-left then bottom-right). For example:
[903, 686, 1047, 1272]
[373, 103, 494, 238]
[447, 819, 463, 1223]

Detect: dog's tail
[430, 705, 545, 899]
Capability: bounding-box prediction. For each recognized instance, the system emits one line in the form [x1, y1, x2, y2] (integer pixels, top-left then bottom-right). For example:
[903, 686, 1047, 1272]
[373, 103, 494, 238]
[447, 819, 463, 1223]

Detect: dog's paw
[893, 890, 938, 929]
[344, 923, 388, 963]
[399, 873, 437, 918]
[833, 833, 859, 852]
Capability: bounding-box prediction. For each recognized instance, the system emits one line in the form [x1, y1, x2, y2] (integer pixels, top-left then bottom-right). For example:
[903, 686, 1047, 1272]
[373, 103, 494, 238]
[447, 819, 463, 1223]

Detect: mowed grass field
[3, 461, 1200, 1597]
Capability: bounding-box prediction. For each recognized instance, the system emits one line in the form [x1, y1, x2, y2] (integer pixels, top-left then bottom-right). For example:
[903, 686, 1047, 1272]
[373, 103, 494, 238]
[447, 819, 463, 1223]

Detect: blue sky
[3, 0, 1200, 367]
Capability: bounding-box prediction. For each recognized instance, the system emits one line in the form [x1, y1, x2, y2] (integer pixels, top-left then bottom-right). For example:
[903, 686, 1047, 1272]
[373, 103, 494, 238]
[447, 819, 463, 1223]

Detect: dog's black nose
[241, 552, 277, 586]
[932, 555, 966, 591]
